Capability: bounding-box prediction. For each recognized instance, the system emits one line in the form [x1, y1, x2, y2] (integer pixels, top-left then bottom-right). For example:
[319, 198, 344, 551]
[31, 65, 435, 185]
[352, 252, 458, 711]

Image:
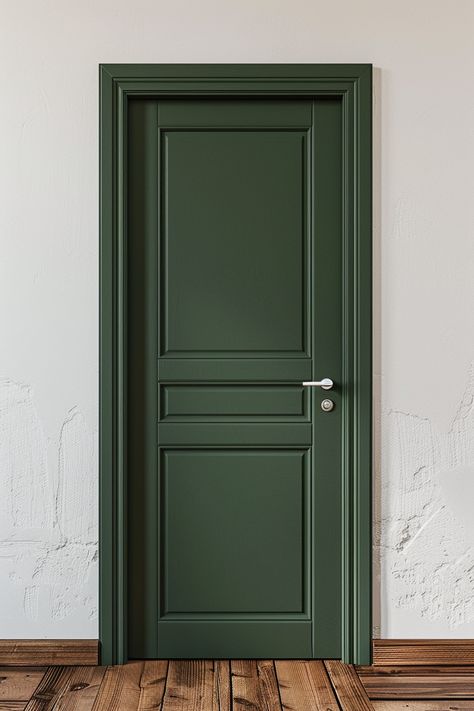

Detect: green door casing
[100, 65, 372, 665]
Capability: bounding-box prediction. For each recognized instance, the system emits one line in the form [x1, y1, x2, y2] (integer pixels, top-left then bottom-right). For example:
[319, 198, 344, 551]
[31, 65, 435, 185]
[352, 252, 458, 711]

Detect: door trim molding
[99, 63, 372, 665]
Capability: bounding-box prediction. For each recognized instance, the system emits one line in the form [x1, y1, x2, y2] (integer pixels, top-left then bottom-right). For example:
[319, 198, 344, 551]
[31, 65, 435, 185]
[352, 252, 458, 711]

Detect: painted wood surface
[100, 64, 373, 666]
[126, 93, 344, 661]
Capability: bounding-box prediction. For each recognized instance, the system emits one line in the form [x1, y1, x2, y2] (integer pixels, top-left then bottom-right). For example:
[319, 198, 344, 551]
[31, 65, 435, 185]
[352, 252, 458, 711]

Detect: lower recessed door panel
[158, 449, 311, 657]
[162, 450, 308, 614]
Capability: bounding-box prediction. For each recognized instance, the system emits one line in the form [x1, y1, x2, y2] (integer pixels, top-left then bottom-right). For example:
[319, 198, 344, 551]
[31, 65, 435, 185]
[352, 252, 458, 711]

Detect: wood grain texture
[358, 668, 474, 699]
[372, 703, 474, 711]
[0, 669, 46, 701]
[373, 640, 474, 666]
[24, 666, 105, 710]
[137, 661, 168, 710]
[53, 667, 105, 710]
[325, 660, 373, 711]
[91, 663, 145, 711]
[358, 666, 474, 676]
[306, 661, 343, 710]
[161, 660, 229, 711]
[214, 661, 231, 711]
[13, 659, 474, 710]
[0, 642, 98, 667]
[275, 660, 339, 710]
[24, 667, 73, 710]
[231, 660, 281, 711]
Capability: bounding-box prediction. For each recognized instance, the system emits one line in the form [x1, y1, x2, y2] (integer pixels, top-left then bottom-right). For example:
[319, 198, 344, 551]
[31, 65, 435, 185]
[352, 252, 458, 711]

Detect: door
[126, 96, 343, 659]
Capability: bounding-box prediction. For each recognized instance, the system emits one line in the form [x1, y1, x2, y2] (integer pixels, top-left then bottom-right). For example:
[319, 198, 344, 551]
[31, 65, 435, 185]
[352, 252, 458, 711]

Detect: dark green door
[127, 96, 343, 659]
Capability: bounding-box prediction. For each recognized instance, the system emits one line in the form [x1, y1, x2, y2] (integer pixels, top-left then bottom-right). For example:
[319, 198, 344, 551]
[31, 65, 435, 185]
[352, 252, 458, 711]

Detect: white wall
[0, 0, 473, 639]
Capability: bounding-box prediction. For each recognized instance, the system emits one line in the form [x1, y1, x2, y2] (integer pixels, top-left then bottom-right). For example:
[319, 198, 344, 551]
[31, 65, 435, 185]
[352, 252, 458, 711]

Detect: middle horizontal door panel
[160, 384, 309, 420]
[157, 423, 311, 446]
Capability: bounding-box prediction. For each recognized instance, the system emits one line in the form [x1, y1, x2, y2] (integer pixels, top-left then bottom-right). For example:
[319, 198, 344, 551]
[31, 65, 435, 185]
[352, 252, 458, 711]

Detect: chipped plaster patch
[57, 407, 96, 544]
[0, 380, 97, 633]
[379, 366, 474, 630]
[0, 380, 54, 535]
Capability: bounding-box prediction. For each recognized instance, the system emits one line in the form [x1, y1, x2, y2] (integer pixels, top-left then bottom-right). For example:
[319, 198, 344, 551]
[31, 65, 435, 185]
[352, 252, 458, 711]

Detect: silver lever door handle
[302, 378, 334, 390]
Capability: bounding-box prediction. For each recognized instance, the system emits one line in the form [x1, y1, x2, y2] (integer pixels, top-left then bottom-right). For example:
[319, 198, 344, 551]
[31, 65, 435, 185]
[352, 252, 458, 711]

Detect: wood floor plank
[275, 660, 339, 711]
[231, 660, 259, 711]
[372, 703, 474, 711]
[231, 660, 281, 711]
[11, 660, 474, 711]
[91, 662, 144, 711]
[25, 666, 105, 711]
[358, 667, 474, 677]
[161, 660, 223, 711]
[137, 661, 168, 710]
[307, 661, 343, 710]
[214, 662, 231, 711]
[23, 667, 74, 710]
[52, 667, 106, 710]
[0, 669, 46, 701]
[358, 667, 474, 700]
[256, 661, 282, 711]
[325, 660, 373, 711]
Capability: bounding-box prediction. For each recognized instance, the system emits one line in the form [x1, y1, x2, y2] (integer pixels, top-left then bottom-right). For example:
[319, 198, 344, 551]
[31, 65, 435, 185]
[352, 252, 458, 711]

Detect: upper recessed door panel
[158, 99, 312, 358]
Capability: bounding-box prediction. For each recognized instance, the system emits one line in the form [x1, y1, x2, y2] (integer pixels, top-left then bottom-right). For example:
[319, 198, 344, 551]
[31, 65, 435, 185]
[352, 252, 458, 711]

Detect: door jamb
[99, 63, 372, 665]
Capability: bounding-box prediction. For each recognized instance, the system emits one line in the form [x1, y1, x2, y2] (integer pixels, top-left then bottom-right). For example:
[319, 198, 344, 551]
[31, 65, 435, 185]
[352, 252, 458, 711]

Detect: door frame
[99, 63, 372, 665]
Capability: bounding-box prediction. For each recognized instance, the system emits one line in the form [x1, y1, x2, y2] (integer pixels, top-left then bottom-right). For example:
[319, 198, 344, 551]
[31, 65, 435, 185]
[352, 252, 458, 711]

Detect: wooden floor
[2, 660, 474, 710]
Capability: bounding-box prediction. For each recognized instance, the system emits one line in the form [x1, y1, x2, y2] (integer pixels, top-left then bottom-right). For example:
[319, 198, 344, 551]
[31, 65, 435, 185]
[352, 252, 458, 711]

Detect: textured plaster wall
[0, 0, 473, 638]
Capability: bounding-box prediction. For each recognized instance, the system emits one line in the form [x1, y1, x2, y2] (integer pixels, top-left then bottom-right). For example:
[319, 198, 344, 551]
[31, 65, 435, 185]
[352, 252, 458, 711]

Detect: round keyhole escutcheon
[321, 398, 335, 412]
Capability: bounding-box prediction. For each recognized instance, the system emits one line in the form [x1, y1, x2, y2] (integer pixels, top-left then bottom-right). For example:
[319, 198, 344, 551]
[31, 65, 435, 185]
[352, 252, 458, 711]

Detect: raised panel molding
[160, 384, 308, 421]
[157, 422, 311, 446]
[160, 125, 309, 356]
[158, 358, 312, 382]
[160, 448, 309, 617]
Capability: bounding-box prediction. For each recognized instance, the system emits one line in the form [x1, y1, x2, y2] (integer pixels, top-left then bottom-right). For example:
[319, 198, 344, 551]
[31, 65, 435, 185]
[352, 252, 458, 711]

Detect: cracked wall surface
[0, 381, 97, 636]
[1, 0, 473, 638]
[375, 368, 474, 636]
